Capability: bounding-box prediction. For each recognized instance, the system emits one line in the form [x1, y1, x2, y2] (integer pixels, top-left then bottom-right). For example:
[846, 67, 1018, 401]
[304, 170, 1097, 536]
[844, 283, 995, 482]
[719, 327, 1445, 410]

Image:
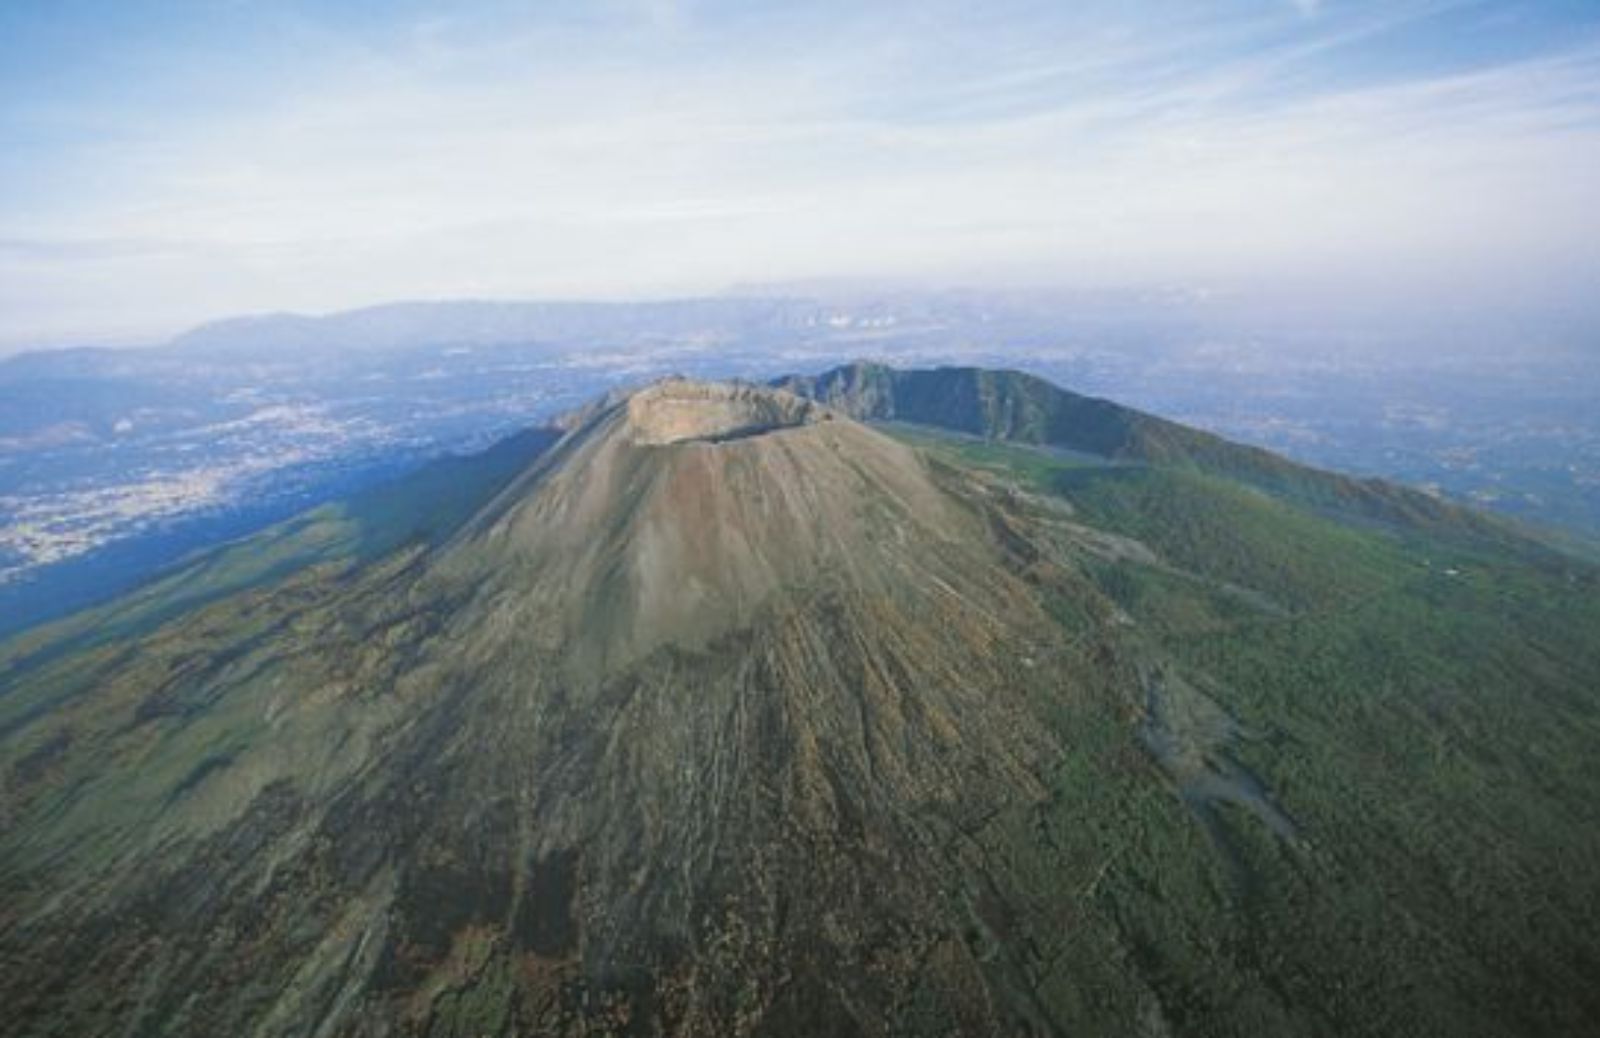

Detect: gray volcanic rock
[0, 379, 1088, 1035]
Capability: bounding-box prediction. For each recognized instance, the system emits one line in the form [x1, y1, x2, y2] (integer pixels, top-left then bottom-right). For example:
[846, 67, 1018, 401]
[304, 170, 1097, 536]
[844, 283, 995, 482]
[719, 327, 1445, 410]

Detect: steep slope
[0, 380, 1089, 1035]
[3, 374, 1599, 1037]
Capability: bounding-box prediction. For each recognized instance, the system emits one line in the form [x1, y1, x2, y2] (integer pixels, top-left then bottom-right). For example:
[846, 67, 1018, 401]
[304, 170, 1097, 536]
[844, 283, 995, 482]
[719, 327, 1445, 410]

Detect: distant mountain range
[168, 298, 833, 355]
[3, 365, 1598, 1036]
[160, 288, 1193, 356]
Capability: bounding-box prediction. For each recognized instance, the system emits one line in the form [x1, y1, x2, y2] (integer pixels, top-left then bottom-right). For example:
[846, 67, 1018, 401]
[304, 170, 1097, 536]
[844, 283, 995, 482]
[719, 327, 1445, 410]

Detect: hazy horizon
[4, 0, 1599, 350]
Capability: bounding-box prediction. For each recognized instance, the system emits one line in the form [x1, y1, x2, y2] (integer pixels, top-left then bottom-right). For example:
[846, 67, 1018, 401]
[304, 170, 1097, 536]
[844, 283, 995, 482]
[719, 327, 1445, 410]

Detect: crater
[627, 380, 826, 445]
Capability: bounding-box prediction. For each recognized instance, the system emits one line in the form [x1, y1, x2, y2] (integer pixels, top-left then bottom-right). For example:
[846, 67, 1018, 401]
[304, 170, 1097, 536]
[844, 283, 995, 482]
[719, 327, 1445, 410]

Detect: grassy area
[895, 422, 1600, 1036]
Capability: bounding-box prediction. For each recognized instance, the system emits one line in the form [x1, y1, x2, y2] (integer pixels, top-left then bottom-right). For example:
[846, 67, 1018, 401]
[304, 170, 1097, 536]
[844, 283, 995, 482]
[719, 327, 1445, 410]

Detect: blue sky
[2, 0, 1599, 344]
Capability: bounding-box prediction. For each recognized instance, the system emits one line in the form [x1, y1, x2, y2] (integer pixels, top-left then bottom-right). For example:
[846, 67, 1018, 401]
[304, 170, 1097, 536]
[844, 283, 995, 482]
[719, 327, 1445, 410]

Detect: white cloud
[0, 1, 1597, 341]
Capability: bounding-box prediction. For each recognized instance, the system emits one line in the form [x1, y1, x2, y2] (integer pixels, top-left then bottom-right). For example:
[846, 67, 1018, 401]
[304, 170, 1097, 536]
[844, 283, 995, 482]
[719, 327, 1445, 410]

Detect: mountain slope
[0, 380, 1079, 1035]
[2, 373, 1599, 1037]
[0, 427, 559, 680]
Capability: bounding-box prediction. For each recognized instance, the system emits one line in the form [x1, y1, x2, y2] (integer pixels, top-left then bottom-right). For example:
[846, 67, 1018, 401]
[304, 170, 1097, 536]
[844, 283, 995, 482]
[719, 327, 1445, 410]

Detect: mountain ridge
[776, 361, 1521, 546]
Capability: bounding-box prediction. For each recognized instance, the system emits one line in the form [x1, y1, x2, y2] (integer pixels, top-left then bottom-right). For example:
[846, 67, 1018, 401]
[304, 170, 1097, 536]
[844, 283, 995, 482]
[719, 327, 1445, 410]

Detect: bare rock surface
[0, 380, 1094, 1036]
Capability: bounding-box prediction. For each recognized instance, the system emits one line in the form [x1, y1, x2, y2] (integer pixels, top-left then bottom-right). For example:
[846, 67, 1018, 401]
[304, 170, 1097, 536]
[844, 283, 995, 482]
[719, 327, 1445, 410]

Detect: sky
[2, 0, 1599, 346]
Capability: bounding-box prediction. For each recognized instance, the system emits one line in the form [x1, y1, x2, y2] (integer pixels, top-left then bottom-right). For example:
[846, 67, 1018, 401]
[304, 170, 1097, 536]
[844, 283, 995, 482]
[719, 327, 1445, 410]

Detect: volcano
[3, 367, 1599, 1037]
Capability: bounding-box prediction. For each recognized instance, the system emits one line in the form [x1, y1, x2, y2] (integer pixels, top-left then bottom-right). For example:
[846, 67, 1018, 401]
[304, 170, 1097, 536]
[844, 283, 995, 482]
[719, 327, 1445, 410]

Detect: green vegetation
[892, 423, 1600, 1036]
